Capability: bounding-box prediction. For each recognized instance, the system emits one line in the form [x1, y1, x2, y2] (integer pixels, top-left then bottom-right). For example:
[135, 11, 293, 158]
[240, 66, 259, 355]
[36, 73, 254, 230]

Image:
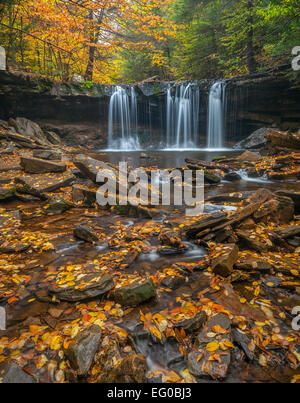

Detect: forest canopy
[0, 0, 299, 83]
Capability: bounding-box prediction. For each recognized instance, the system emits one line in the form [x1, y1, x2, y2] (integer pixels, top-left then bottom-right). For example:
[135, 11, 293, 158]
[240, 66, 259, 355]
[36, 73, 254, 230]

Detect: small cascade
[207, 81, 227, 149]
[166, 83, 200, 149]
[108, 86, 140, 150]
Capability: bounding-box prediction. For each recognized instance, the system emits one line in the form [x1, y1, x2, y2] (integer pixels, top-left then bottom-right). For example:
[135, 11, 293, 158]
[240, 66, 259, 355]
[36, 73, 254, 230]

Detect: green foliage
[116, 0, 300, 81]
[81, 81, 94, 90]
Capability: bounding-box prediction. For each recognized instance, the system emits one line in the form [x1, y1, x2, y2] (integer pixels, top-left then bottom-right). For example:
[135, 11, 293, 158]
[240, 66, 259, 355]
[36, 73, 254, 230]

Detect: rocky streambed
[0, 118, 299, 383]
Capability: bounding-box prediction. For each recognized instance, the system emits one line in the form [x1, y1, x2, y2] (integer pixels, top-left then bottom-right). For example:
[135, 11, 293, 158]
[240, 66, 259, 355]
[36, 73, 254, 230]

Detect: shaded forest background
[0, 0, 299, 83]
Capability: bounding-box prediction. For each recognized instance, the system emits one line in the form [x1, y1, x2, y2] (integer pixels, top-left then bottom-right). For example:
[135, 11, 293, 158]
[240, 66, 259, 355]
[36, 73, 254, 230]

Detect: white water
[166, 84, 200, 149]
[108, 86, 140, 151]
[207, 81, 226, 149]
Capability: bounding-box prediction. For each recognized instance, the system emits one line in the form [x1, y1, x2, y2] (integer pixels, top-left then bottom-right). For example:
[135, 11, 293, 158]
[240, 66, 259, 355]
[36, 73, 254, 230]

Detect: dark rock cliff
[0, 66, 299, 149]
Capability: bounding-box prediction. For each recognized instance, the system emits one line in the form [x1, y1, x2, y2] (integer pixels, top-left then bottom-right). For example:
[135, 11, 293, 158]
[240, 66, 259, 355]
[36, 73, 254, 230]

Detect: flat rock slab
[33, 149, 62, 161]
[15, 174, 75, 197]
[42, 197, 73, 215]
[20, 156, 66, 174]
[0, 362, 37, 383]
[64, 325, 101, 376]
[113, 278, 156, 306]
[49, 272, 114, 302]
[74, 155, 116, 183]
[188, 313, 232, 380]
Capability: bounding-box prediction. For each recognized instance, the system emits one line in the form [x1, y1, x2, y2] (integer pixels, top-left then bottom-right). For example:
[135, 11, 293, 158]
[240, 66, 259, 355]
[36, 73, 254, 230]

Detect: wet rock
[42, 196, 73, 215]
[33, 149, 62, 161]
[113, 278, 156, 306]
[224, 172, 241, 181]
[49, 272, 114, 302]
[74, 224, 98, 243]
[234, 127, 273, 150]
[15, 174, 74, 198]
[159, 230, 182, 248]
[0, 362, 37, 383]
[0, 187, 16, 201]
[157, 246, 187, 256]
[115, 204, 159, 219]
[173, 311, 207, 334]
[211, 244, 239, 277]
[204, 170, 221, 184]
[188, 313, 232, 380]
[231, 329, 254, 361]
[72, 185, 97, 207]
[20, 156, 66, 174]
[64, 325, 101, 376]
[236, 151, 262, 163]
[161, 274, 185, 289]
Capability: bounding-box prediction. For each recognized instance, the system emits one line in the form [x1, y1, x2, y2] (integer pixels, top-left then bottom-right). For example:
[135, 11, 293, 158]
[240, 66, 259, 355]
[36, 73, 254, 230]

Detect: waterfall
[108, 86, 140, 150]
[166, 83, 200, 149]
[207, 81, 226, 149]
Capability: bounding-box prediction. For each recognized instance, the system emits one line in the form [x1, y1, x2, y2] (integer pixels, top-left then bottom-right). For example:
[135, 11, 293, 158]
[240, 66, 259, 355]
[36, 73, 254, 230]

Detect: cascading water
[108, 86, 140, 150]
[207, 81, 227, 149]
[166, 83, 200, 149]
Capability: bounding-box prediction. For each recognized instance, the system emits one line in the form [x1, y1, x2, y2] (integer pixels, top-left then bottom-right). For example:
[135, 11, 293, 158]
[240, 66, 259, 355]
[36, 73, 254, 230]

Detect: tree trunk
[246, 0, 256, 73]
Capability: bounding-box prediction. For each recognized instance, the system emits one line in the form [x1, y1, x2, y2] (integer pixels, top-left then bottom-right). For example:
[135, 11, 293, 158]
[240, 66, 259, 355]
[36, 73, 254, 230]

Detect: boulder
[185, 212, 228, 239]
[74, 224, 99, 243]
[42, 197, 73, 215]
[113, 278, 156, 306]
[158, 230, 182, 248]
[254, 195, 294, 224]
[20, 156, 66, 174]
[99, 354, 147, 383]
[64, 325, 101, 376]
[211, 244, 239, 277]
[224, 172, 241, 182]
[8, 117, 49, 146]
[49, 272, 114, 302]
[0, 362, 37, 383]
[33, 149, 62, 161]
[234, 127, 273, 150]
[236, 151, 262, 163]
[204, 170, 221, 184]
